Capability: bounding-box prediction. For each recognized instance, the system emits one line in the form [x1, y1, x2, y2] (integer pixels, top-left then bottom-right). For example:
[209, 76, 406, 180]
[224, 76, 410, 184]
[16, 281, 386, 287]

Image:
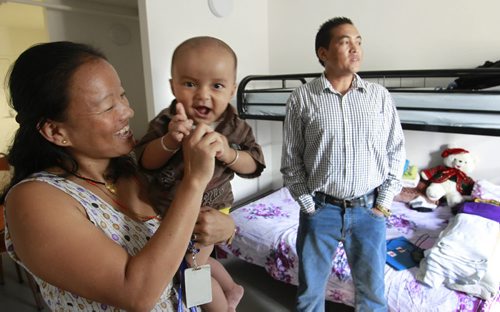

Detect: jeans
[295, 196, 387, 312]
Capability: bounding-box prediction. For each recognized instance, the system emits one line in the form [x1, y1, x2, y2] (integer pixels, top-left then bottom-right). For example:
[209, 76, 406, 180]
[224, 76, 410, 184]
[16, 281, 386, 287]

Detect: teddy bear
[420, 147, 475, 207]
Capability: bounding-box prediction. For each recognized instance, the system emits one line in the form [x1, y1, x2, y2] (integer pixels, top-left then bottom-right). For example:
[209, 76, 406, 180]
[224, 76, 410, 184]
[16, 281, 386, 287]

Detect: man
[281, 17, 405, 311]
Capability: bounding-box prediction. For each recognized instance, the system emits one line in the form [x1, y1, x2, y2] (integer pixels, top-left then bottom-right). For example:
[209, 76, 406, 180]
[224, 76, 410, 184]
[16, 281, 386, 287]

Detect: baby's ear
[230, 82, 237, 98]
[169, 78, 175, 94]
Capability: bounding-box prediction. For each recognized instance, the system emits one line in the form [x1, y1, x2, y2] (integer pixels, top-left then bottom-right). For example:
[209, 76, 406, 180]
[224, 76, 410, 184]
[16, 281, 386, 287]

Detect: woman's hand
[182, 123, 221, 186]
[193, 207, 236, 246]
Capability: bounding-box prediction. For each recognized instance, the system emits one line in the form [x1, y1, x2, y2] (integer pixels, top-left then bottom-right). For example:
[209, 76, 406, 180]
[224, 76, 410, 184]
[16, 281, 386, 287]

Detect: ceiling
[87, 0, 137, 9]
[0, 0, 138, 29]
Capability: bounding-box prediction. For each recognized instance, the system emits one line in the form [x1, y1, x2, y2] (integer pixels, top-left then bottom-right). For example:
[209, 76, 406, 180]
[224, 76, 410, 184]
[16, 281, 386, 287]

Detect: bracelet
[225, 227, 237, 245]
[160, 135, 179, 154]
[374, 205, 392, 217]
[225, 149, 239, 167]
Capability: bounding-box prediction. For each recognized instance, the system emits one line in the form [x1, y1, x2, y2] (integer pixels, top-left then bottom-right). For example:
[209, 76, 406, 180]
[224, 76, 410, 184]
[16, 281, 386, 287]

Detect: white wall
[139, 1, 269, 114]
[140, 0, 272, 201]
[266, 0, 500, 184]
[140, 0, 500, 199]
[269, 0, 500, 73]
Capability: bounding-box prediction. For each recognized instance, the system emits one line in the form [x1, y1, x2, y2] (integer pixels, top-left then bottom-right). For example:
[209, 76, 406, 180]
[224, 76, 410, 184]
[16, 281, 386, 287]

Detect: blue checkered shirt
[281, 73, 406, 214]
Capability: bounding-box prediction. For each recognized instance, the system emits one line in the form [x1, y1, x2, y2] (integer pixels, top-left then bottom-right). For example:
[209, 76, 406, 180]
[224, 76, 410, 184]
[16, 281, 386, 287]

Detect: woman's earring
[62, 139, 68, 144]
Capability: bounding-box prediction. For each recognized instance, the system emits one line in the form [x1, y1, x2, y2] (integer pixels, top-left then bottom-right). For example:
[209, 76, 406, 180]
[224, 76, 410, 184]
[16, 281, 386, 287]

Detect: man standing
[281, 17, 405, 311]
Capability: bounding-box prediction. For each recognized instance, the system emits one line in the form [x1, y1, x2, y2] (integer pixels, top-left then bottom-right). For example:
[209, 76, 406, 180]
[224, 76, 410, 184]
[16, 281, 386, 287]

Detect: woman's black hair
[1, 41, 135, 203]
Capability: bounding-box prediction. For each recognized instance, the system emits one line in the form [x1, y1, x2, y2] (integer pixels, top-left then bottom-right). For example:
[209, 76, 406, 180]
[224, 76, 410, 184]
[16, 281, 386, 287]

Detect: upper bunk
[236, 69, 500, 136]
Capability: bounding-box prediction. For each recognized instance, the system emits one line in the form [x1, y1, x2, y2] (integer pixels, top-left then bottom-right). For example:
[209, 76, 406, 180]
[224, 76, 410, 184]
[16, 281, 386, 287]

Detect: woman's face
[60, 58, 135, 162]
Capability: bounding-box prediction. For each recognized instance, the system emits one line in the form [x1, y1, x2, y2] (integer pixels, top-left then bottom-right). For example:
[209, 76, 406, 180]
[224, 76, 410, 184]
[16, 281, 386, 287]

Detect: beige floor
[0, 253, 353, 311]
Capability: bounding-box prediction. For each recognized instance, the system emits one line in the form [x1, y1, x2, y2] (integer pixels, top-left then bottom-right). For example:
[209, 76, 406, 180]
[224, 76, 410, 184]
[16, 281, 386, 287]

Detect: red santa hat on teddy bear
[441, 147, 469, 158]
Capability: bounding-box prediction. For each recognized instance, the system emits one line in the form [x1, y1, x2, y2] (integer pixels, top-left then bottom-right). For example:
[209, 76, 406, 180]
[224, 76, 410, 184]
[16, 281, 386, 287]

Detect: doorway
[0, 0, 148, 154]
[0, 2, 48, 154]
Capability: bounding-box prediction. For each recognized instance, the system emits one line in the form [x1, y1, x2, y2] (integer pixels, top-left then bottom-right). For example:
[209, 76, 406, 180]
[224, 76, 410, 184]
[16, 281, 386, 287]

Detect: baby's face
[170, 46, 236, 126]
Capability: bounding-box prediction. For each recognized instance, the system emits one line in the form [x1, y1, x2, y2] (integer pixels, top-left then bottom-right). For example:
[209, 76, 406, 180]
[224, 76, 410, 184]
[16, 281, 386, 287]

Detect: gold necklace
[71, 172, 117, 195]
[72, 172, 161, 222]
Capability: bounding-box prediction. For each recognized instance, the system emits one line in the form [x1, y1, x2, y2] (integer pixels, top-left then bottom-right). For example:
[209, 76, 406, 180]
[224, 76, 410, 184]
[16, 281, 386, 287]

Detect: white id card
[184, 264, 212, 308]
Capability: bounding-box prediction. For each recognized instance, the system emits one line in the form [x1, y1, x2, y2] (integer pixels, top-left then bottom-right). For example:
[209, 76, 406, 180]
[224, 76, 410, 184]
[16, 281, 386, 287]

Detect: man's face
[318, 23, 363, 77]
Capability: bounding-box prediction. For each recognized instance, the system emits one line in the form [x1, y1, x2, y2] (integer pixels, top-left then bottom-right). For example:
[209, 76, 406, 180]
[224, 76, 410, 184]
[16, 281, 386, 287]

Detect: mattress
[218, 187, 500, 311]
[240, 91, 500, 130]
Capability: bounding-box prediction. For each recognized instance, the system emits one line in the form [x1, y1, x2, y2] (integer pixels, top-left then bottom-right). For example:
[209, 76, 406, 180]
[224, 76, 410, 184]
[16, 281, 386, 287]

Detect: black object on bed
[236, 69, 500, 136]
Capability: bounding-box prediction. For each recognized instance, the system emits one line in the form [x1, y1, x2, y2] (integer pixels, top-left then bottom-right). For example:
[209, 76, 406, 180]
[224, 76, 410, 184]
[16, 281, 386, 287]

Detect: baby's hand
[167, 103, 194, 143]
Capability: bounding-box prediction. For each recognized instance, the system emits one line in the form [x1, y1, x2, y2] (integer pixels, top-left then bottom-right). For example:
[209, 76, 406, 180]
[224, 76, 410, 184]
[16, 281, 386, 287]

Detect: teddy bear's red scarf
[421, 165, 475, 195]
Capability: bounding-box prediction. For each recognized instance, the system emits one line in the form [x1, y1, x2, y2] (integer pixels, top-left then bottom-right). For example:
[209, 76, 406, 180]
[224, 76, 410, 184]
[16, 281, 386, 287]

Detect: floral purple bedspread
[218, 187, 500, 312]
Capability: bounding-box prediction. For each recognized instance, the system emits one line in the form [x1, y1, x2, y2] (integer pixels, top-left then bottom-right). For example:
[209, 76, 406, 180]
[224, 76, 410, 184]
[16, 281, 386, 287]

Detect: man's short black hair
[315, 17, 354, 67]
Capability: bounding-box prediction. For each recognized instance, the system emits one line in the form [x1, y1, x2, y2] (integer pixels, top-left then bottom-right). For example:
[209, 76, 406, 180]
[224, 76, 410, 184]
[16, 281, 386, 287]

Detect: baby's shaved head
[171, 36, 237, 76]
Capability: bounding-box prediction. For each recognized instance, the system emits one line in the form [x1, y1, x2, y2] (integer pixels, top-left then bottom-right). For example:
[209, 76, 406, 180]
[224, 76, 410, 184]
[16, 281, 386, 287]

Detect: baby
[136, 36, 266, 311]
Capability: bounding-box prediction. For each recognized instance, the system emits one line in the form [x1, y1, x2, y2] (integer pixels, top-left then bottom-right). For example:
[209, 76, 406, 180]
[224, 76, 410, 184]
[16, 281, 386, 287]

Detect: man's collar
[352, 73, 367, 90]
[319, 72, 366, 93]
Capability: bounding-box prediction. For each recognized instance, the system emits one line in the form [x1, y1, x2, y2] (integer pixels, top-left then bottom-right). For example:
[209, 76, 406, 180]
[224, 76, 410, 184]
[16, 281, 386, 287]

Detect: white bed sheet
[218, 187, 500, 311]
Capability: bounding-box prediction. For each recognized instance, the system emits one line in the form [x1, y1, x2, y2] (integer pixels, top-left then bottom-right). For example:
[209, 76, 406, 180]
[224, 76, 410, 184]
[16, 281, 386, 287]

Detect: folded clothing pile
[471, 179, 500, 205]
[417, 179, 500, 300]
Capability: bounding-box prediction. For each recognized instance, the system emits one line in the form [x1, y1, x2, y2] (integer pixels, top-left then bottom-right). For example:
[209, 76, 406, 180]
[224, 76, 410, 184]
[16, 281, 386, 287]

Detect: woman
[1, 41, 235, 311]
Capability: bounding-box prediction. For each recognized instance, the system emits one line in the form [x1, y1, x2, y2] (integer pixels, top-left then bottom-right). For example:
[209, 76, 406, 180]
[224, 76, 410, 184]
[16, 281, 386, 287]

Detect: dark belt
[315, 191, 375, 208]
